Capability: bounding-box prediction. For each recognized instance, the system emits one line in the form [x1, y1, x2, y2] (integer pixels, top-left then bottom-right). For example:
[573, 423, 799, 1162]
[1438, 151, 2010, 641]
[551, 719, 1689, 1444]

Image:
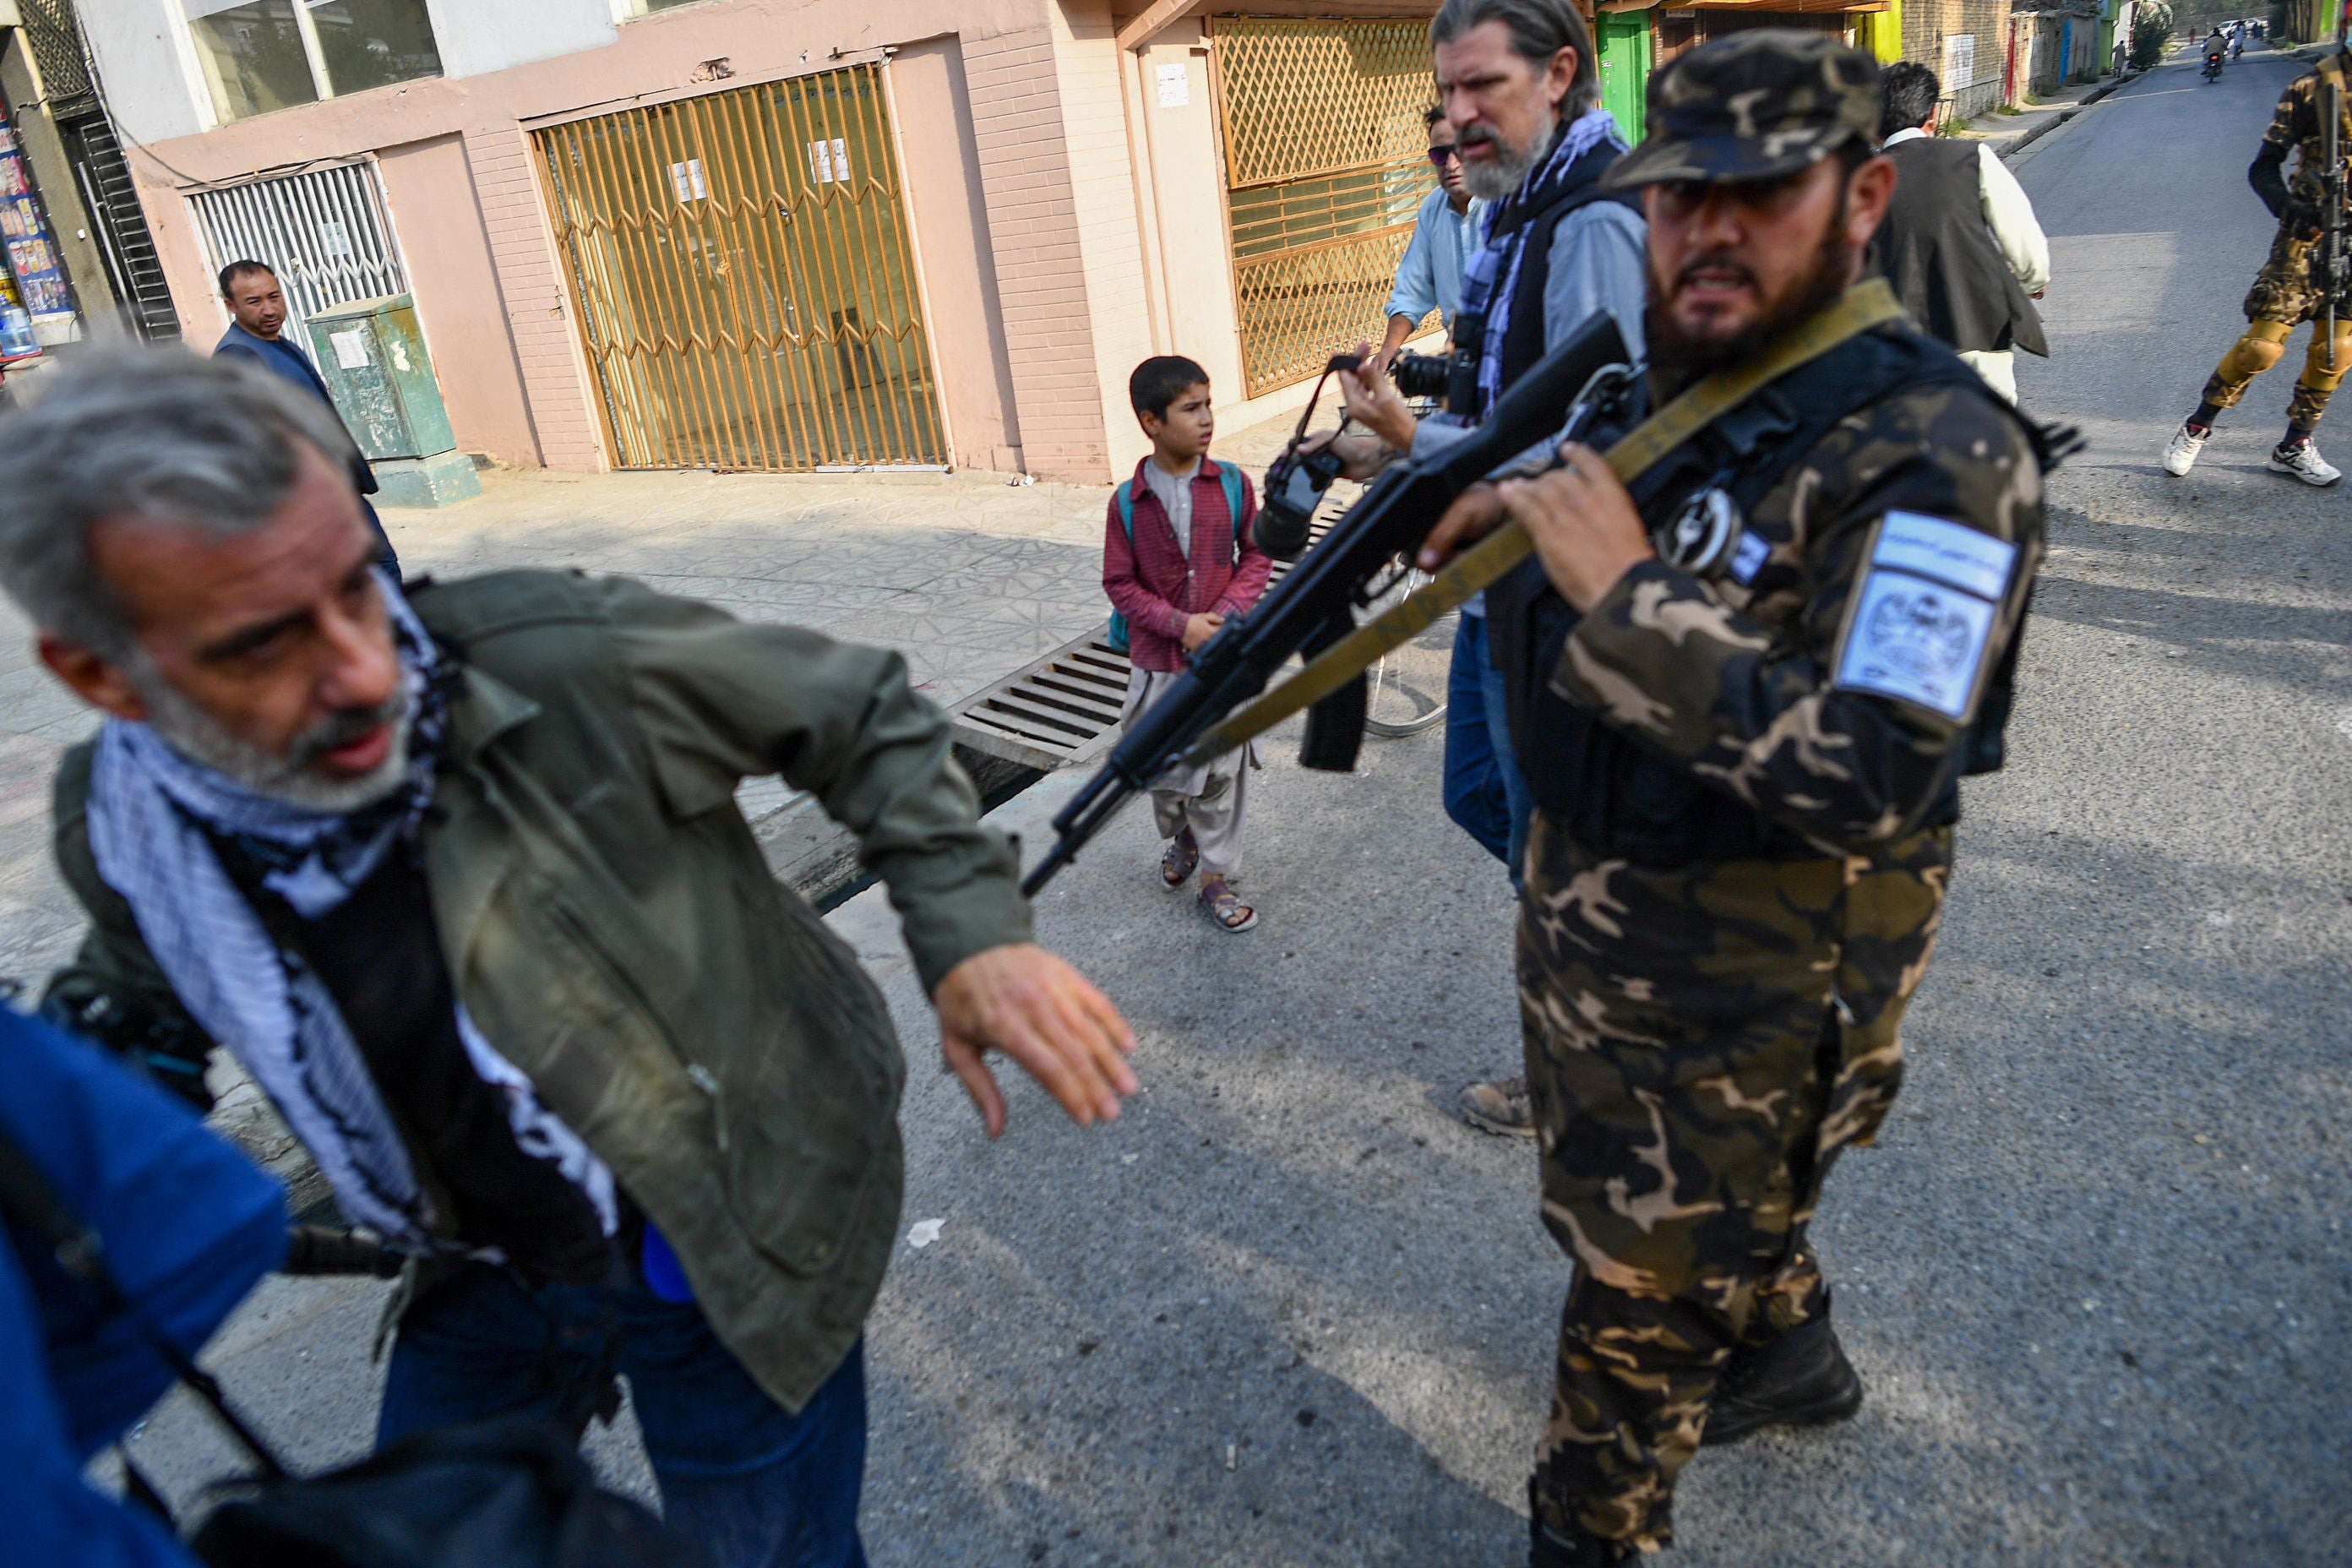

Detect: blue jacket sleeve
[0, 1008, 285, 1453]
[1542, 202, 1648, 365]
[1, 1244, 202, 1568]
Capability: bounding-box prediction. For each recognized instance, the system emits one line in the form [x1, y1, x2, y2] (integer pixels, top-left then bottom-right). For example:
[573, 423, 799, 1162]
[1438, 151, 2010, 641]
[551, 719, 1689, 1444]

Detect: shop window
[185, 0, 441, 124]
[309, 0, 443, 95]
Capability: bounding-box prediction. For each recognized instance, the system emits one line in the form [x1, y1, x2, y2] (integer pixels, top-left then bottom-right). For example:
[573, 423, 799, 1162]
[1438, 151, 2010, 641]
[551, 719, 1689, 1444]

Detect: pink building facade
[86, 0, 1446, 484]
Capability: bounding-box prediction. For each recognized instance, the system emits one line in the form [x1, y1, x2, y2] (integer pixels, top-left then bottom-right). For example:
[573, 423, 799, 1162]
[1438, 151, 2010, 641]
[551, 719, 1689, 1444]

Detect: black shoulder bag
[0, 1124, 703, 1568]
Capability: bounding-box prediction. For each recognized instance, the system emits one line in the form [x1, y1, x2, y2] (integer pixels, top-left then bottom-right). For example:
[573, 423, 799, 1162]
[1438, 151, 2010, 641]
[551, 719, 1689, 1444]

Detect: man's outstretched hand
[934, 944, 1138, 1138]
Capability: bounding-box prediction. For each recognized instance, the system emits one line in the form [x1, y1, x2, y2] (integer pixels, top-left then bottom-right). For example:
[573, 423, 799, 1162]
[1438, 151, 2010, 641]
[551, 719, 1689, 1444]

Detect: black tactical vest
[1487, 326, 2039, 868]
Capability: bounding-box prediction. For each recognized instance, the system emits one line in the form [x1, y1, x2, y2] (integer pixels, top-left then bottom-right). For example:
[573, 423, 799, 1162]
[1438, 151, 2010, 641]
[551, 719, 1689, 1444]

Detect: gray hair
[0, 348, 357, 656]
[1431, 0, 1603, 117]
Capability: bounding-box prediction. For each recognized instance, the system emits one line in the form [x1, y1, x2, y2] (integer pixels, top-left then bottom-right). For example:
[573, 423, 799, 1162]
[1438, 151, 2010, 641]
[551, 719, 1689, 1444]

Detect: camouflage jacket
[2257, 54, 2352, 223]
[1551, 334, 2045, 853]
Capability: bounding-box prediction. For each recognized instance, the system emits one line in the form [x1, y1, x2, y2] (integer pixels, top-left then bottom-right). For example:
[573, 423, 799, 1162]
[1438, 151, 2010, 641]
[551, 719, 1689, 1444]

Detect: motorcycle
[2203, 48, 2225, 80]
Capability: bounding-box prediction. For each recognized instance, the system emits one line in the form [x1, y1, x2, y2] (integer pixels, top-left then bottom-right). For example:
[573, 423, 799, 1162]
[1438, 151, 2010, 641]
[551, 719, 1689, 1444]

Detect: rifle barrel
[1017, 313, 1631, 896]
[2328, 78, 2342, 372]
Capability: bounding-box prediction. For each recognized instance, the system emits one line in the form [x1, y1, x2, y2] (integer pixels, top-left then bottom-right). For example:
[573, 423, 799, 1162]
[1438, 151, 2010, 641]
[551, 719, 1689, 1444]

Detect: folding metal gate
[1207, 18, 1440, 398]
[532, 62, 946, 471]
[188, 162, 408, 351]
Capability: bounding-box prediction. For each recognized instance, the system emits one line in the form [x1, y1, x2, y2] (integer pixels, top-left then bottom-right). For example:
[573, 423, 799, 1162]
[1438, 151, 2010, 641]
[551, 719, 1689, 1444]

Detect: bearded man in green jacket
[0, 351, 1138, 1568]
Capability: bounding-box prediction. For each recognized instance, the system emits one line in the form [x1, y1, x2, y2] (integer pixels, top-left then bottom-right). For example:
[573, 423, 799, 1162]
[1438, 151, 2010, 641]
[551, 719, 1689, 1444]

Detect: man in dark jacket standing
[214, 260, 400, 573]
[1, 349, 1139, 1568]
[1873, 63, 2050, 403]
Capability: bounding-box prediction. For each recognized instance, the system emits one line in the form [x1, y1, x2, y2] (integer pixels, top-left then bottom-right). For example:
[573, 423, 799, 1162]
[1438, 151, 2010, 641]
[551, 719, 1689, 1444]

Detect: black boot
[1701, 1311, 1864, 1446]
[1527, 1481, 1631, 1567]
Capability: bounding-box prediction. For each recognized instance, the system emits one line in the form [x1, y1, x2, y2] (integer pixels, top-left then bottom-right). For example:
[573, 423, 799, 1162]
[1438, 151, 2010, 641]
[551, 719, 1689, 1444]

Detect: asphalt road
[119, 47, 2349, 1567]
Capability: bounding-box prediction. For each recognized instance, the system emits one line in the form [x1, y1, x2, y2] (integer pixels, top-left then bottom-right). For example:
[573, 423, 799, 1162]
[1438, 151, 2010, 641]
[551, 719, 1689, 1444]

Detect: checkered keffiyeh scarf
[85, 573, 613, 1246]
[1458, 107, 1628, 419]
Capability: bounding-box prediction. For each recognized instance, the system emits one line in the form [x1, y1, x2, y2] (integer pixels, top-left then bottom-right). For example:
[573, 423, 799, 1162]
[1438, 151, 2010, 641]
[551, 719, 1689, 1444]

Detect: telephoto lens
[1388, 351, 1452, 401]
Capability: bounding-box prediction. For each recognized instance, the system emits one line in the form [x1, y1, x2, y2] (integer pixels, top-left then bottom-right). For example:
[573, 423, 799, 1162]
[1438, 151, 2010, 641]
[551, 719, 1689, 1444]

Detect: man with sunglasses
[1369, 107, 1485, 375]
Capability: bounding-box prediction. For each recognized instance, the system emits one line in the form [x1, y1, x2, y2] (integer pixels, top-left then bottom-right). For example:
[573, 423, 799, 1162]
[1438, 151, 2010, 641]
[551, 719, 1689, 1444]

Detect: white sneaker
[2162, 422, 2208, 476]
[2268, 438, 2344, 486]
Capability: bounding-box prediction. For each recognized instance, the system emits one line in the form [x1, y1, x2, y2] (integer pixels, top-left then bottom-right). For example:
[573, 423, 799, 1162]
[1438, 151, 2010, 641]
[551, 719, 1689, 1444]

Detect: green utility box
[305, 293, 481, 509]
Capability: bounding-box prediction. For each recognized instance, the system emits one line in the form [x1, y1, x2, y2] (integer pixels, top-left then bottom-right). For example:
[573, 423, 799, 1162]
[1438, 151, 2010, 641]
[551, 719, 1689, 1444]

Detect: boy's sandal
[1198, 875, 1257, 933]
[1161, 830, 1199, 888]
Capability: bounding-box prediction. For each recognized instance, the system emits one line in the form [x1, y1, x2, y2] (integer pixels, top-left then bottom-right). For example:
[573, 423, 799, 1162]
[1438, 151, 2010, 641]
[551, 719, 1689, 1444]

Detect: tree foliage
[2132, 1, 2177, 68]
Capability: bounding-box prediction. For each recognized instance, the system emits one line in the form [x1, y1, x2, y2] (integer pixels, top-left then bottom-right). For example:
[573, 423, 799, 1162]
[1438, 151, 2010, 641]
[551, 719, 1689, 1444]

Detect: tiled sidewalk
[0, 411, 1309, 987]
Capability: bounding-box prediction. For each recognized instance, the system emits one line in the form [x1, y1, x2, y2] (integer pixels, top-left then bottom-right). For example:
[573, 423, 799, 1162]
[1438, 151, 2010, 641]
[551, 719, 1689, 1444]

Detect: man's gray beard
[1462, 114, 1555, 203]
[137, 670, 414, 814]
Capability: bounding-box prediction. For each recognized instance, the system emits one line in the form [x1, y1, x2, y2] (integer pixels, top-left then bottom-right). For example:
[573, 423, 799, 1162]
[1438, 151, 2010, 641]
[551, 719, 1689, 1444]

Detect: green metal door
[1598, 11, 1653, 146]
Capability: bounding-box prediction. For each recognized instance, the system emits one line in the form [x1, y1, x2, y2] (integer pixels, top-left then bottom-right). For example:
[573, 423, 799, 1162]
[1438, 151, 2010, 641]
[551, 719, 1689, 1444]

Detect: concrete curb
[1995, 74, 2132, 163]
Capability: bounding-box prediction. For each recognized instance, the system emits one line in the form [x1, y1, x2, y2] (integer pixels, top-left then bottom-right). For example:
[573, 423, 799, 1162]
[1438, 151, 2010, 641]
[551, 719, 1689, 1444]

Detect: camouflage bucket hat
[1604, 30, 1881, 190]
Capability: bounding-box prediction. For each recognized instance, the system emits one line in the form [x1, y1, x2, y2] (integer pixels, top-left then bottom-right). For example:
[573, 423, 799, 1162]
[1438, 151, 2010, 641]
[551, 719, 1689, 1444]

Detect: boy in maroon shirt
[1102, 356, 1271, 931]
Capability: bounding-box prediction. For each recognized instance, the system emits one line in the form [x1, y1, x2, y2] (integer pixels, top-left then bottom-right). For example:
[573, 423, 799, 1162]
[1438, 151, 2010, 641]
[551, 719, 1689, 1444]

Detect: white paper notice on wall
[1157, 63, 1190, 107]
[317, 219, 351, 259]
[670, 158, 707, 203]
[1942, 33, 1978, 88]
[810, 139, 850, 184]
[329, 329, 370, 370]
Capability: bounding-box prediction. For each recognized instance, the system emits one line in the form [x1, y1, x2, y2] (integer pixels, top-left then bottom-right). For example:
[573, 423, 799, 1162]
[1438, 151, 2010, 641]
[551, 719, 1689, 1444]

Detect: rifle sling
[1177, 278, 1910, 768]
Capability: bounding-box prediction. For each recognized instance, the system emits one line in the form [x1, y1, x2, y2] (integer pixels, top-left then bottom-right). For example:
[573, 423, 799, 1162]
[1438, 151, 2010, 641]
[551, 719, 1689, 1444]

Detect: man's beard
[1645, 204, 1854, 381]
[138, 670, 414, 814]
[1460, 115, 1552, 203]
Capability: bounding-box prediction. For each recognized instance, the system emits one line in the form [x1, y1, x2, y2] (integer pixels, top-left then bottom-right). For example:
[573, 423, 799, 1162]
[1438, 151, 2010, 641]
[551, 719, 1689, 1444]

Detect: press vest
[1488, 327, 2036, 867]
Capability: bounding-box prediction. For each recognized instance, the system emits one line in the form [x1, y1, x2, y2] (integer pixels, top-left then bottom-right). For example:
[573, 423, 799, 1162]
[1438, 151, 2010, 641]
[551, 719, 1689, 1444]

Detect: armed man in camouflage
[1418, 32, 2049, 1566]
[2163, 46, 2352, 486]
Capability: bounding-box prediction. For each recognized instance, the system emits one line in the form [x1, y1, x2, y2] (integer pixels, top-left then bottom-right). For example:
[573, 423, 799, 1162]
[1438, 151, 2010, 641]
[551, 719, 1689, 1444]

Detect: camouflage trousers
[2203, 225, 2352, 429]
[1516, 813, 1952, 1552]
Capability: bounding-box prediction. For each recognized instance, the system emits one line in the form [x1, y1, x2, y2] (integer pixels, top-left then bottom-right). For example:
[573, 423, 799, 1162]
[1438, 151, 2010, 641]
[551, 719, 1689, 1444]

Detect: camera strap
[1173, 278, 1910, 769]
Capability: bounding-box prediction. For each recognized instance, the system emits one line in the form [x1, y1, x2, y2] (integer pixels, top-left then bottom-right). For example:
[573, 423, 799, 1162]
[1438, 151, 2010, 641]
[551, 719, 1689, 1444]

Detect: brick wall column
[961, 25, 1114, 481]
[465, 125, 601, 471]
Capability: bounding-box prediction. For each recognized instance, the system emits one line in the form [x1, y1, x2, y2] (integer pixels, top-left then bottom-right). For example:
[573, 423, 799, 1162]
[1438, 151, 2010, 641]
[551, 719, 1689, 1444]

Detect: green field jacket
[46, 569, 1033, 1411]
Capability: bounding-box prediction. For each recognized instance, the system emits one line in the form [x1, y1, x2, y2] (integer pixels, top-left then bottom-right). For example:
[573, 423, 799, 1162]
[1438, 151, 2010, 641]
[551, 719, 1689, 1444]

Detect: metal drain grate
[946, 512, 1353, 770]
[949, 633, 1134, 770]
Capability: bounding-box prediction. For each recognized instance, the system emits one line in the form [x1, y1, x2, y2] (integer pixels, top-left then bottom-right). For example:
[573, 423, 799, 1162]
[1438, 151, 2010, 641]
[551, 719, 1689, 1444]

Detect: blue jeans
[1440, 612, 1533, 888]
[378, 1262, 868, 1568]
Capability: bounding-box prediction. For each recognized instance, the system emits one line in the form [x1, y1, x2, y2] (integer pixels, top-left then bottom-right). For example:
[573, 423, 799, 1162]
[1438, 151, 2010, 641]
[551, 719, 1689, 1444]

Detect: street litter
[907, 1218, 945, 1250]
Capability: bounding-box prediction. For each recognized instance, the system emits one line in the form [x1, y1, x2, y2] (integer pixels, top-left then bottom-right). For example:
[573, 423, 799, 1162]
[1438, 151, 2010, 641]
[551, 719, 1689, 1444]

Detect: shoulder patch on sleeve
[1832, 511, 2018, 722]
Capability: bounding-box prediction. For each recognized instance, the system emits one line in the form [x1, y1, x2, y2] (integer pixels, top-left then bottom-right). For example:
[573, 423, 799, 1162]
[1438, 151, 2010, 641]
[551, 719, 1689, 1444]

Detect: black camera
[1256, 438, 1345, 561]
[1389, 350, 1454, 401]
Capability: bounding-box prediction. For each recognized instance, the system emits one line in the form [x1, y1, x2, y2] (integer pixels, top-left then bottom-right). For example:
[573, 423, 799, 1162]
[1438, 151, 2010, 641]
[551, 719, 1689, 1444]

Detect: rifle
[1020, 280, 1918, 899]
[2329, 43, 2346, 370]
[1019, 313, 1632, 897]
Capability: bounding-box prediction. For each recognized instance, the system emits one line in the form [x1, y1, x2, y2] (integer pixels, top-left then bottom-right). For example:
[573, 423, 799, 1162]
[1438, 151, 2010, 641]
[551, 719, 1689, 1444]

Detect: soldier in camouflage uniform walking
[2164, 48, 2352, 485]
[1418, 33, 2049, 1565]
